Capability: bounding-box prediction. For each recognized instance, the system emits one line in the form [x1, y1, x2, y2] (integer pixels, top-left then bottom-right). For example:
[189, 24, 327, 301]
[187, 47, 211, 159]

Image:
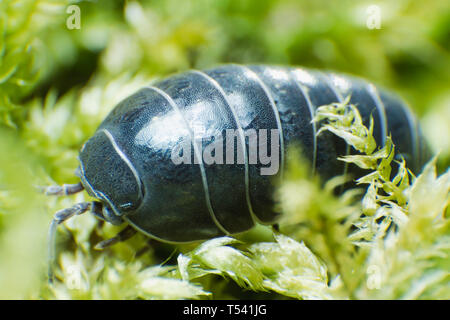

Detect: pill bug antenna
[47, 201, 99, 284]
[134, 238, 159, 258]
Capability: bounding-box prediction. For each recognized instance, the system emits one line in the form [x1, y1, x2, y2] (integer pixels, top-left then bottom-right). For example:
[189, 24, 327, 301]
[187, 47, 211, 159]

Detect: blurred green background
[0, 0, 448, 299]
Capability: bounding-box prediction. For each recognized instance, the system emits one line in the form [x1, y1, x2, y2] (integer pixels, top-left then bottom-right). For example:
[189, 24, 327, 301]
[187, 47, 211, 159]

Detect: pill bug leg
[135, 239, 158, 258]
[40, 182, 84, 196]
[135, 239, 178, 268]
[47, 201, 95, 283]
[94, 225, 137, 250]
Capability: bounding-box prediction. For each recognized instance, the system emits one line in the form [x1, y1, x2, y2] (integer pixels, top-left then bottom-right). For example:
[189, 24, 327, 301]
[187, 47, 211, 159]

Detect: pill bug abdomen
[93, 64, 431, 243]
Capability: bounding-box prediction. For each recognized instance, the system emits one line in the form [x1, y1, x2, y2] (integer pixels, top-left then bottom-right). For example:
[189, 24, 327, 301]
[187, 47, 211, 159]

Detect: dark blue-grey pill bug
[45, 64, 432, 280]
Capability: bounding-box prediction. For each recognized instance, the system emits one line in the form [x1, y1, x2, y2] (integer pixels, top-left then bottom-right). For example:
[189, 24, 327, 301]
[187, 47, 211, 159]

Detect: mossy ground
[0, 0, 448, 299]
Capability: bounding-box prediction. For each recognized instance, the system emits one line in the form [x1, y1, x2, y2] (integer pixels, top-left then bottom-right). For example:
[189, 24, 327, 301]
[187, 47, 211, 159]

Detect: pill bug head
[77, 128, 145, 219]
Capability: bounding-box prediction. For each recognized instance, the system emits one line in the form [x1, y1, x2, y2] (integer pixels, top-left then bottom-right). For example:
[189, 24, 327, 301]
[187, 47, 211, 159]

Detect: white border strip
[289, 70, 318, 175]
[191, 69, 260, 226]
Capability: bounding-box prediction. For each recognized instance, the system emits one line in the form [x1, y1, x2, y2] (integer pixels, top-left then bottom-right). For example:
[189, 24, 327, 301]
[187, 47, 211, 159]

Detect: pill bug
[45, 64, 431, 279]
